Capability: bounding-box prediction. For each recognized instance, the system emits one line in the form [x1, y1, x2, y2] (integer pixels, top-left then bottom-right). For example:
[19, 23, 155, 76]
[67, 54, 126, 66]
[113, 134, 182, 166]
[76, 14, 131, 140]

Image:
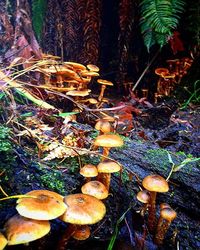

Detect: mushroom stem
[154, 207, 177, 245]
[148, 191, 157, 234]
[102, 147, 110, 160]
[154, 220, 171, 245]
[97, 173, 111, 191]
[140, 203, 149, 217]
[98, 85, 106, 102]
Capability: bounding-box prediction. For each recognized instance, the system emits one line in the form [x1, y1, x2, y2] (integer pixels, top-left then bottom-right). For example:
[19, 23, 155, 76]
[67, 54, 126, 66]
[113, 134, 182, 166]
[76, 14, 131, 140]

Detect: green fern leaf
[32, 0, 47, 42]
[140, 0, 186, 51]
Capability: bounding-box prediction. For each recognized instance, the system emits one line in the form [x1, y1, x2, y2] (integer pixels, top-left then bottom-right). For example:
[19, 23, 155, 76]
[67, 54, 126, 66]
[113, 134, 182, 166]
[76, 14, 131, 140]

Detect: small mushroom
[95, 119, 112, 135]
[81, 180, 108, 200]
[142, 175, 169, 234]
[86, 64, 100, 72]
[97, 160, 121, 191]
[0, 232, 7, 250]
[5, 214, 50, 245]
[97, 79, 113, 102]
[154, 207, 177, 245]
[72, 225, 91, 241]
[136, 190, 150, 216]
[79, 164, 98, 182]
[94, 134, 124, 159]
[16, 190, 67, 220]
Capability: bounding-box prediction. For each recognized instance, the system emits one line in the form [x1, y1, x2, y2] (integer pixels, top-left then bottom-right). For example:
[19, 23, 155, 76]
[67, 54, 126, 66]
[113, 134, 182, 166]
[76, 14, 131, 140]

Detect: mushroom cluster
[1, 189, 107, 248]
[154, 57, 193, 101]
[136, 174, 177, 246]
[35, 57, 114, 108]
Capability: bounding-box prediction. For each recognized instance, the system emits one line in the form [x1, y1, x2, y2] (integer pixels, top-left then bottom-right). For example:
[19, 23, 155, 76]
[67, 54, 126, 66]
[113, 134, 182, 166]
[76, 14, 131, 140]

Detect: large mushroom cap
[80, 164, 98, 178]
[81, 181, 109, 200]
[97, 160, 121, 173]
[94, 134, 124, 148]
[0, 232, 7, 250]
[60, 193, 106, 225]
[160, 208, 177, 221]
[142, 175, 169, 193]
[5, 214, 50, 245]
[16, 190, 67, 220]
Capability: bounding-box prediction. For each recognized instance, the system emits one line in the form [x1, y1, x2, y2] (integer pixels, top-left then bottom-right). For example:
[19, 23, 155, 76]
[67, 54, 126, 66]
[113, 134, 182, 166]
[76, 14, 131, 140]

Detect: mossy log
[111, 139, 200, 217]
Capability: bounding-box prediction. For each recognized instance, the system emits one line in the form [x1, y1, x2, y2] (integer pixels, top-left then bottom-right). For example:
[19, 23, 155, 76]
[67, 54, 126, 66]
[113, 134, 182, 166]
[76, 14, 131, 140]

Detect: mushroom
[60, 193, 106, 225]
[0, 232, 7, 250]
[66, 89, 91, 101]
[95, 119, 112, 135]
[97, 160, 121, 191]
[4, 214, 50, 245]
[81, 70, 99, 78]
[64, 62, 86, 71]
[154, 207, 177, 245]
[94, 134, 124, 159]
[86, 64, 100, 72]
[59, 193, 106, 246]
[142, 175, 169, 234]
[79, 164, 98, 182]
[155, 68, 170, 94]
[136, 190, 150, 216]
[72, 225, 91, 241]
[97, 79, 113, 102]
[81, 180, 108, 200]
[16, 190, 67, 220]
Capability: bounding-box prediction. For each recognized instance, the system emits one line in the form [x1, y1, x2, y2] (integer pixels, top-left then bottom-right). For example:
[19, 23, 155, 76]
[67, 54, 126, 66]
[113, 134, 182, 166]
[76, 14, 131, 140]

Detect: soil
[0, 103, 199, 250]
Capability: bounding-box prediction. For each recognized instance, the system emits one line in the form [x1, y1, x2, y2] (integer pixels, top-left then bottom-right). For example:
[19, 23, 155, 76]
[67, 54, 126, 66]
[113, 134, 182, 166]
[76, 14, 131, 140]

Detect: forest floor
[0, 95, 199, 250]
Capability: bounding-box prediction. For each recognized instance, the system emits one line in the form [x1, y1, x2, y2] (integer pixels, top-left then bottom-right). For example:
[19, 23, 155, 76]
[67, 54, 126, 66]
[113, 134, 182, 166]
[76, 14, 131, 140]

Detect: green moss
[144, 148, 171, 171]
[40, 170, 66, 195]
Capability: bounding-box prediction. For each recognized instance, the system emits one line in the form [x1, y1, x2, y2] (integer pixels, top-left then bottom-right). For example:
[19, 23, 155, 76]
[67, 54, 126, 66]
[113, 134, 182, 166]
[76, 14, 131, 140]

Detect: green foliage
[31, 0, 47, 41]
[0, 125, 12, 153]
[181, 80, 200, 109]
[107, 207, 131, 250]
[140, 0, 185, 51]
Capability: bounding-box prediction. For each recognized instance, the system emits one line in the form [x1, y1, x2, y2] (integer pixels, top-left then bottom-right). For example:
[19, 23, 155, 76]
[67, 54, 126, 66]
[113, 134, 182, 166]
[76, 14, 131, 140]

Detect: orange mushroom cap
[142, 175, 169, 193]
[16, 190, 67, 220]
[5, 214, 50, 245]
[94, 134, 124, 148]
[155, 68, 169, 76]
[136, 190, 150, 204]
[80, 164, 98, 178]
[64, 62, 86, 71]
[97, 79, 113, 86]
[72, 225, 91, 241]
[81, 181, 109, 200]
[86, 64, 100, 72]
[66, 89, 91, 97]
[95, 120, 112, 133]
[160, 208, 177, 221]
[60, 193, 106, 225]
[97, 160, 121, 173]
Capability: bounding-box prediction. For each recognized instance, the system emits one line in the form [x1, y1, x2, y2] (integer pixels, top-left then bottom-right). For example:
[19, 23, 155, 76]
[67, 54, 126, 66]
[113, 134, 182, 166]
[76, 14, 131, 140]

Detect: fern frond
[32, 0, 47, 42]
[140, 0, 186, 51]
